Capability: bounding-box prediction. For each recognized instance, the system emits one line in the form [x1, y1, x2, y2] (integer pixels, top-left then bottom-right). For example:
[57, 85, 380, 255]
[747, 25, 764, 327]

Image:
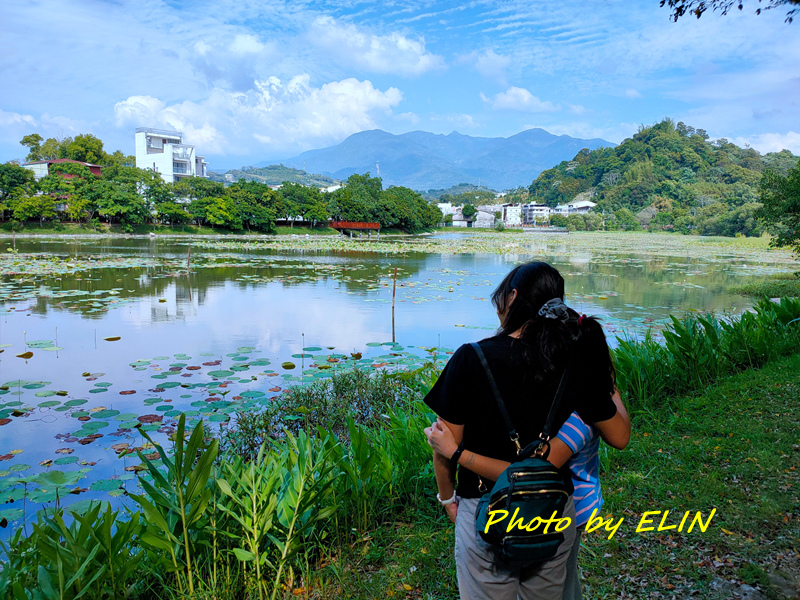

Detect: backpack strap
[470, 341, 573, 457]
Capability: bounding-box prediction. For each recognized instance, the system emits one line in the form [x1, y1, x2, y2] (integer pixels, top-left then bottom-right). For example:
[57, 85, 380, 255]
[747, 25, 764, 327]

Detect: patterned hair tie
[537, 298, 570, 321]
[578, 314, 586, 325]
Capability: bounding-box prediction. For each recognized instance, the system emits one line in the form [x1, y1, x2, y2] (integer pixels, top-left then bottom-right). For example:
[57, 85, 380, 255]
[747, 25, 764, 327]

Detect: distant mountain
[208, 165, 337, 187]
[275, 129, 615, 191]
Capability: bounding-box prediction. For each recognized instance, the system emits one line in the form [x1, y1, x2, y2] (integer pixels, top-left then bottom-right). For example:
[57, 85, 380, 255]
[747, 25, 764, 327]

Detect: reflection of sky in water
[0, 236, 792, 535]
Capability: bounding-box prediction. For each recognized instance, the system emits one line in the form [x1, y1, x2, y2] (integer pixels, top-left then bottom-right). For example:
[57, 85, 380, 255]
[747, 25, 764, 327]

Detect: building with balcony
[21, 158, 103, 181]
[134, 128, 208, 183]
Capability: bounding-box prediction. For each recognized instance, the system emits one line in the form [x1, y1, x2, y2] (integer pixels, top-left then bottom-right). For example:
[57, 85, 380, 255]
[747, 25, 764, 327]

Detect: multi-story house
[134, 128, 208, 183]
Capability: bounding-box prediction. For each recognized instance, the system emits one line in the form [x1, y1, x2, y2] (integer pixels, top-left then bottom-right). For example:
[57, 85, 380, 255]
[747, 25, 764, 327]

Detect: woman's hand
[424, 418, 459, 458]
[445, 501, 458, 524]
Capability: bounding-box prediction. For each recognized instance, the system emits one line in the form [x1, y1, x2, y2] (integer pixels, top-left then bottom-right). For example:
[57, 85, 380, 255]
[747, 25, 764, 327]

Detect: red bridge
[330, 221, 381, 231]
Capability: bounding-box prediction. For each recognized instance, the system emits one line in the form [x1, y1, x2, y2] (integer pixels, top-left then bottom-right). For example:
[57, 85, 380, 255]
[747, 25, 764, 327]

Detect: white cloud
[308, 16, 445, 77]
[395, 112, 420, 125]
[229, 34, 267, 55]
[114, 76, 403, 155]
[0, 109, 37, 128]
[430, 113, 479, 129]
[482, 87, 559, 112]
[458, 49, 512, 83]
[569, 104, 587, 115]
[625, 89, 642, 99]
[731, 132, 800, 154]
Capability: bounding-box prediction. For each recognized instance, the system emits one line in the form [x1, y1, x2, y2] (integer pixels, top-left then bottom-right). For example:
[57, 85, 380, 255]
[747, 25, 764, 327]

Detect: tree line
[0, 134, 442, 233]
[525, 118, 799, 237]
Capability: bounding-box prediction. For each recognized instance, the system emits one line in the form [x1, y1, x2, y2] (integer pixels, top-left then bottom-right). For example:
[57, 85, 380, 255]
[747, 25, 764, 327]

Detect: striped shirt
[555, 411, 602, 527]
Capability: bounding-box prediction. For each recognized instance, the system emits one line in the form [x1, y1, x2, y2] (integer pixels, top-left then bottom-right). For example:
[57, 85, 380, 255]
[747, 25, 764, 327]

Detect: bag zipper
[488, 488, 568, 512]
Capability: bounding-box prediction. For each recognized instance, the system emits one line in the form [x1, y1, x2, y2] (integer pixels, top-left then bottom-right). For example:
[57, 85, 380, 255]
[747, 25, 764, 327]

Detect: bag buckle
[533, 435, 551, 459]
[511, 432, 522, 455]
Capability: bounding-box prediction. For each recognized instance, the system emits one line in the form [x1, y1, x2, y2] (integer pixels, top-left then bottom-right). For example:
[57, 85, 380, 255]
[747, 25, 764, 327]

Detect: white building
[452, 207, 495, 228]
[521, 203, 552, 224]
[437, 202, 455, 217]
[502, 204, 522, 226]
[134, 128, 208, 183]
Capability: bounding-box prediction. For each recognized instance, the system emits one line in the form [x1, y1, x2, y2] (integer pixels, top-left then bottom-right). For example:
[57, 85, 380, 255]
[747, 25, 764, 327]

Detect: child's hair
[491, 261, 615, 393]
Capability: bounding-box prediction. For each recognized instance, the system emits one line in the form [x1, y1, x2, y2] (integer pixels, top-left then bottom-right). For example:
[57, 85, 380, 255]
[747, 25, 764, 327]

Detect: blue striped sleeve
[555, 412, 593, 454]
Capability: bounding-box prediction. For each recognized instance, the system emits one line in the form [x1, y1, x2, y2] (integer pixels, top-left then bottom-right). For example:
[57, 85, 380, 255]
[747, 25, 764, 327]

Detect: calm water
[0, 234, 786, 533]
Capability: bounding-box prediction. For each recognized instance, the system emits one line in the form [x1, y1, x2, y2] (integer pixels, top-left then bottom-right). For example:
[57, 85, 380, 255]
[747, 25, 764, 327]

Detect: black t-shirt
[424, 334, 617, 498]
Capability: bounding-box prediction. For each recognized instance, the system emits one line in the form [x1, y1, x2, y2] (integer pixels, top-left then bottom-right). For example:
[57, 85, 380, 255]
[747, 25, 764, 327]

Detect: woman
[423, 261, 630, 600]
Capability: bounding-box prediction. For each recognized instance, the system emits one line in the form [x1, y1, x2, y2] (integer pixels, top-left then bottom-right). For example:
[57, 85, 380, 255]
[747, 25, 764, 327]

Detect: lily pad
[208, 370, 234, 378]
[281, 362, 296, 370]
[90, 479, 122, 492]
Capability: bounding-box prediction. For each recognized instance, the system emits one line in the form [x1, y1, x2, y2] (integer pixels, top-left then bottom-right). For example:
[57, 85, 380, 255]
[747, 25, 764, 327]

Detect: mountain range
[272, 129, 615, 191]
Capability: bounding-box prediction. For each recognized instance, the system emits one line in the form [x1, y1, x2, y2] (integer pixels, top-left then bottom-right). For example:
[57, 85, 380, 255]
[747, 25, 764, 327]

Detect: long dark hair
[491, 261, 615, 392]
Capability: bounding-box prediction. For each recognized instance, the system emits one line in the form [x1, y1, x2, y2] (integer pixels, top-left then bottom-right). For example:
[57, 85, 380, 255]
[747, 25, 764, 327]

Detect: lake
[0, 231, 794, 533]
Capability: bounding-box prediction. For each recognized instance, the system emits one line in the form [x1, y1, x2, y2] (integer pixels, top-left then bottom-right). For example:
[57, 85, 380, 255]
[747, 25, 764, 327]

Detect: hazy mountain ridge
[272, 129, 615, 191]
[207, 165, 336, 187]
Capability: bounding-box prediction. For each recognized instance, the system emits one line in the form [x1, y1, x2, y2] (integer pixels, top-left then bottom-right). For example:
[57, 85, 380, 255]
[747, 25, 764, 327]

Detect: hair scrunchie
[537, 298, 571, 321]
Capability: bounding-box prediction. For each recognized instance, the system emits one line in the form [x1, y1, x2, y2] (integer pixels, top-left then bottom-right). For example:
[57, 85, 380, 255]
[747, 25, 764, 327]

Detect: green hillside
[209, 164, 337, 188]
[420, 182, 498, 201]
[527, 118, 799, 236]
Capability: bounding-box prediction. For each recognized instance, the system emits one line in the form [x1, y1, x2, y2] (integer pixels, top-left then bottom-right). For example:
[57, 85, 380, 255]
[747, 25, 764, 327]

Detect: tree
[660, 0, 800, 22]
[758, 160, 800, 254]
[65, 134, 106, 164]
[19, 134, 44, 162]
[461, 204, 477, 220]
[9, 193, 57, 226]
[0, 164, 36, 202]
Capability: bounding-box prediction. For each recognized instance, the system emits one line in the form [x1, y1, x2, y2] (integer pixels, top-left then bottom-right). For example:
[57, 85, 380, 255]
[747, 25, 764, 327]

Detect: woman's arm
[426, 418, 574, 479]
[425, 419, 463, 523]
[593, 390, 631, 449]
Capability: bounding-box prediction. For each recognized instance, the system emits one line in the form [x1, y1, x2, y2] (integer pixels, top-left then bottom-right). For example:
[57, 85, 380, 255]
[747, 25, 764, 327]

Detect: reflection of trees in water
[20, 253, 427, 318]
[558, 255, 747, 315]
[10, 239, 756, 321]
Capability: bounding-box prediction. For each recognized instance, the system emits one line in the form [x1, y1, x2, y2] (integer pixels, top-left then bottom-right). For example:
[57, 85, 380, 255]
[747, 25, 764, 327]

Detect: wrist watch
[437, 491, 457, 506]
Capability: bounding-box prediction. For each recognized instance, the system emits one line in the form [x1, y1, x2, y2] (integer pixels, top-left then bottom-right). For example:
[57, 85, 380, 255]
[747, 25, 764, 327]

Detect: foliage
[660, 0, 800, 23]
[439, 189, 497, 206]
[613, 296, 800, 415]
[729, 272, 800, 298]
[129, 413, 219, 596]
[421, 182, 498, 202]
[461, 203, 477, 219]
[757, 158, 800, 255]
[526, 119, 796, 237]
[209, 164, 336, 188]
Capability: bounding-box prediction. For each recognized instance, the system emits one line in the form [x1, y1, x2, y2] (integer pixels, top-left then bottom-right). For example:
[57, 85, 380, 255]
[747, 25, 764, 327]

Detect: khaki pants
[454, 497, 576, 600]
[562, 525, 584, 600]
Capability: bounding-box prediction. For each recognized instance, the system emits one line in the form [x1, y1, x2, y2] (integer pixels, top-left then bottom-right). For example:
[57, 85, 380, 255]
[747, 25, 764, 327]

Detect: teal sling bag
[470, 342, 572, 567]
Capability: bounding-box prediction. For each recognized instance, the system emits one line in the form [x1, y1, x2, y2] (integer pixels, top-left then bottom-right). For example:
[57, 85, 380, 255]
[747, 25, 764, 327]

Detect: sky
[2, 0, 799, 170]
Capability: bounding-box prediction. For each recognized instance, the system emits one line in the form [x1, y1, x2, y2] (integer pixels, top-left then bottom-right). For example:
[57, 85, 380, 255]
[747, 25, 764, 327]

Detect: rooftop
[135, 127, 183, 138]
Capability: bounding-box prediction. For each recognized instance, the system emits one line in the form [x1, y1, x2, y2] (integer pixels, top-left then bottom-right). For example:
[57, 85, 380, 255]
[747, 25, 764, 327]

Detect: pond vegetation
[1, 296, 799, 598]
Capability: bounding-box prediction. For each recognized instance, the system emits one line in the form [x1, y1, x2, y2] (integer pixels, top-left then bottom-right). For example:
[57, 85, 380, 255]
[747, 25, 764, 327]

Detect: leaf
[232, 548, 256, 562]
[15, 352, 33, 359]
[104, 336, 121, 342]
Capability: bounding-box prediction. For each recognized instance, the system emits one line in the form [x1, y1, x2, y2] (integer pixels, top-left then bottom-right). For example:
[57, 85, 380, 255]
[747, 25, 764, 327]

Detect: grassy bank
[0, 222, 342, 236]
[2, 299, 799, 599]
[309, 352, 800, 599]
[730, 272, 800, 299]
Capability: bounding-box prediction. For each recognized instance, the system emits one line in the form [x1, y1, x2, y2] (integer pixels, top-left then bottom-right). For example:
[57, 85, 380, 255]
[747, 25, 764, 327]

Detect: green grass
[0, 222, 426, 237]
[316, 353, 800, 599]
[274, 225, 338, 236]
[730, 272, 800, 298]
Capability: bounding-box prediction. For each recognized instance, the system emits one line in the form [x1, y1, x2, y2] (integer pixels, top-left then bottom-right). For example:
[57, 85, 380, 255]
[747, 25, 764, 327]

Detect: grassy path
[308, 353, 800, 599]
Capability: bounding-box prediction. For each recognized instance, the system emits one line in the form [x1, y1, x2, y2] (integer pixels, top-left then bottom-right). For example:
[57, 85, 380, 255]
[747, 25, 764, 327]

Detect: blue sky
[2, 0, 799, 170]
